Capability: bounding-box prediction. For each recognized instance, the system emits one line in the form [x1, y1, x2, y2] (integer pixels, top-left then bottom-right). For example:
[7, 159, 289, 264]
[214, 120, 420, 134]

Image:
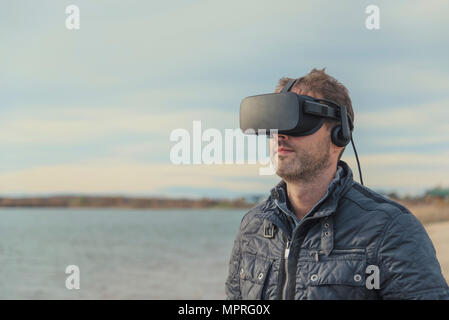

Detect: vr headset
[239, 78, 364, 184]
[240, 79, 353, 147]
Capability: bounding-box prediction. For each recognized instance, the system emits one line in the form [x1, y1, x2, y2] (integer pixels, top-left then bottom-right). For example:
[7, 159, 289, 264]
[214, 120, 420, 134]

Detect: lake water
[0, 208, 246, 299]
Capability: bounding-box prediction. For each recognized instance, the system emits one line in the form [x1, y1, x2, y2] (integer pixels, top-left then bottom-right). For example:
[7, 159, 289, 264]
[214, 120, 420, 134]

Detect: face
[269, 90, 341, 183]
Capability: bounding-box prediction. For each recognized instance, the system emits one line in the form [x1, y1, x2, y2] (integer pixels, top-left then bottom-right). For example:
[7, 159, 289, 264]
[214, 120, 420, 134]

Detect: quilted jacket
[225, 160, 449, 299]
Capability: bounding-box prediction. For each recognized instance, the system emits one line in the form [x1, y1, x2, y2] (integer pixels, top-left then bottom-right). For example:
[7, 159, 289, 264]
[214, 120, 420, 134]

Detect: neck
[285, 163, 338, 220]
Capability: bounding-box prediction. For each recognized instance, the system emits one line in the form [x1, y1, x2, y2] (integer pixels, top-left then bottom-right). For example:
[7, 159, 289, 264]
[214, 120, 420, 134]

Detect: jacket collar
[269, 160, 354, 220]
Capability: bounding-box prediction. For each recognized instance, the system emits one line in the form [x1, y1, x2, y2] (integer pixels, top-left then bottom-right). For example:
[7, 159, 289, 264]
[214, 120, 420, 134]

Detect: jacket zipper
[281, 239, 291, 300]
[317, 248, 365, 255]
[311, 248, 365, 261]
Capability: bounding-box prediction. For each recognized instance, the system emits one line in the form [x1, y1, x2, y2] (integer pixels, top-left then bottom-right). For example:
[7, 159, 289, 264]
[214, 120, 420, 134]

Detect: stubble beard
[275, 140, 332, 184]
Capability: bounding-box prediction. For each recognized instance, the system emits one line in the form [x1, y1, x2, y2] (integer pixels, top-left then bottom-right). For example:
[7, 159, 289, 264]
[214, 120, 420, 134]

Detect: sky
[1, 0, 449, 198]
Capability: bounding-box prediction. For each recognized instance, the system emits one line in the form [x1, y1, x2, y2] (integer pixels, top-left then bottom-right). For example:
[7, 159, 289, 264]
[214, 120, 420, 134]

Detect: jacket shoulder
[240, 197, 272, 229]
[343, 181, 412, 220]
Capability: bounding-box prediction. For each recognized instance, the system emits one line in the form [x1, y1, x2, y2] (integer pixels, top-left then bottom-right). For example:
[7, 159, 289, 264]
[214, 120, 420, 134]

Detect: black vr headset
[239, 78, 364, 185]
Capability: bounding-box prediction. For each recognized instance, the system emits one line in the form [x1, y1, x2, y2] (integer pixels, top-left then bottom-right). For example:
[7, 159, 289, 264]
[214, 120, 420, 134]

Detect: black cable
[350, 136, 364, 185]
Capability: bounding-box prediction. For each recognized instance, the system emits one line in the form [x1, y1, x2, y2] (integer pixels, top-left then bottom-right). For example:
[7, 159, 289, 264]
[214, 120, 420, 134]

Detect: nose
[270, 132, 288, 140]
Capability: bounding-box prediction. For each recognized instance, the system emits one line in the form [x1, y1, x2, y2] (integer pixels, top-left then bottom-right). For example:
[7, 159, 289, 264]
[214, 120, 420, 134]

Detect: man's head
[271, 68, 354, 183]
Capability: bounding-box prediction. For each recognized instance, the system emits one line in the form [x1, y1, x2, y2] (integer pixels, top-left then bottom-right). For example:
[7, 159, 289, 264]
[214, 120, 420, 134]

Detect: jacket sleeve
[225, 221, 244, 300]
[377, 212, 449, 299]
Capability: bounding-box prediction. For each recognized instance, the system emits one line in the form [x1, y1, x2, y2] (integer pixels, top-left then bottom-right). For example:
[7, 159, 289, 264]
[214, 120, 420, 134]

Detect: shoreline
[1, 196, 449, 225]
[0, 196, 255, 209]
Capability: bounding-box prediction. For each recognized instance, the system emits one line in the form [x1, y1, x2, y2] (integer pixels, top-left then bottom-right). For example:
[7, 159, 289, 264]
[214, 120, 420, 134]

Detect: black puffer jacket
[225, 160, 449, 299]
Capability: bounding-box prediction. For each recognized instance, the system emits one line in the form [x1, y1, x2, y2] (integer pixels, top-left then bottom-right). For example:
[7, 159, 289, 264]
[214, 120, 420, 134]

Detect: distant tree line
[0, 195, 253, 209]
[385, 186, 449, 204]
[1, 186, 448, 209]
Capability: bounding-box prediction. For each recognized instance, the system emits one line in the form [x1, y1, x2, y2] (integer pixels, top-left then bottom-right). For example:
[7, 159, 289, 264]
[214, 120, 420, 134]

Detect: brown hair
[275, 68, 354, 160]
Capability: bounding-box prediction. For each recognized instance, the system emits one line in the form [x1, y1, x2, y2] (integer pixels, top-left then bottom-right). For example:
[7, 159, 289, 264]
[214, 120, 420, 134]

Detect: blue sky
[1, 0, 449, 198]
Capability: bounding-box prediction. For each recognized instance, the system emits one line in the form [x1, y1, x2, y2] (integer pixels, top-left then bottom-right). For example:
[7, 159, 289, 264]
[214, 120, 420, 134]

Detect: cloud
[0, 162, 278, 196]
[356, 98, 449, 146]
[2, 1, 449, 198]
[344, 151, 449, 168]
[354, 64, 449, 101]
[1, 0, 317, 90]
[0, 106, 238, 145]
[358, 98, 449, 127]
[343, 151, 449, 192]
[1, 149, 448, 197]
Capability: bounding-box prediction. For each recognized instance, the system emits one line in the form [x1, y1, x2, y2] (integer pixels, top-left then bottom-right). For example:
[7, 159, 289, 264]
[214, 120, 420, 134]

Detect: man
[225, 68, 449, 300]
